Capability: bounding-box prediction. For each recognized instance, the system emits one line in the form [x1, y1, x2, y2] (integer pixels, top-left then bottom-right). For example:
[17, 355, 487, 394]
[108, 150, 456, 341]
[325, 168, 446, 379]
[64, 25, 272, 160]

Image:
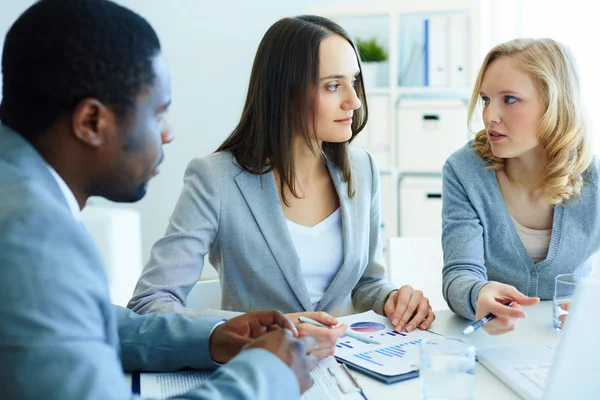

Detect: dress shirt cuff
[208, 319, 227, 367]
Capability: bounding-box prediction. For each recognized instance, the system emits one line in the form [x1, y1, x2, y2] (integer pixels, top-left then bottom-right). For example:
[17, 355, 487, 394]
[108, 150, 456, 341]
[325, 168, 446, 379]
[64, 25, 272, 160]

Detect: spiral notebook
[334, 310, 443, 384]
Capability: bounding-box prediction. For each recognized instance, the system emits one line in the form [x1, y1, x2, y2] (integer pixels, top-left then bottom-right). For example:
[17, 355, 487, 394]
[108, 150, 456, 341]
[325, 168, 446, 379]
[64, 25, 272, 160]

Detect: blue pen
[298, 316, 381, 345]
[462, 301, 515, 335]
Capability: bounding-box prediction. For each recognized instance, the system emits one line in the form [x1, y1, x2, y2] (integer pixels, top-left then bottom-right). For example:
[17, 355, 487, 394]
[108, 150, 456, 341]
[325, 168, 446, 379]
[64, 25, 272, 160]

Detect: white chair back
[387, 236, 447, 311]
[80, 206, 142, 307]
[187, 279, 222, 312]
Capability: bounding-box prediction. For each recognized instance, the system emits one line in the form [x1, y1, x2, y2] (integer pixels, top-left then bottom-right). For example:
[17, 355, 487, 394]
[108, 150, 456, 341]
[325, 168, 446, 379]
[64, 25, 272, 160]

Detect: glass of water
[420, 338, 475, 400]
[553, 273, 587, 332]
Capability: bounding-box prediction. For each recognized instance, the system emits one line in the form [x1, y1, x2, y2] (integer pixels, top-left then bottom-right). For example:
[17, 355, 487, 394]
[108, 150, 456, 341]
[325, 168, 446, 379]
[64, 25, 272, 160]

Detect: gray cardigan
[128, 147, 397, 317]
[442, 141, 600, 320]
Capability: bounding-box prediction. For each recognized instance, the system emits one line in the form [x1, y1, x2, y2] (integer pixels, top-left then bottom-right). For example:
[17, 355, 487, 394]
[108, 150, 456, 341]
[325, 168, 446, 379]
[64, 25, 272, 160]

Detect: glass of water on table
[553, 273, 588, 332]
[419, 338, 475, 400]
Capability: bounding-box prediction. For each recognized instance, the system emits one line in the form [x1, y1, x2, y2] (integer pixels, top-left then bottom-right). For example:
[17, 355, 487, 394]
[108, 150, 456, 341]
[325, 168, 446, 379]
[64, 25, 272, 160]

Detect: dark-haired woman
[128, 15, 435, 359]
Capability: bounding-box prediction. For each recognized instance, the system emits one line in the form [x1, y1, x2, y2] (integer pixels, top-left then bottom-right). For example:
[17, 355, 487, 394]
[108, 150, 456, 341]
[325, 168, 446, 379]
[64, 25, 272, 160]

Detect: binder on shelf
[426, 15, 448, 87]
[448, 14, 469, 87]
[423, 18, 429, 86]
[423, 13, 470, 88]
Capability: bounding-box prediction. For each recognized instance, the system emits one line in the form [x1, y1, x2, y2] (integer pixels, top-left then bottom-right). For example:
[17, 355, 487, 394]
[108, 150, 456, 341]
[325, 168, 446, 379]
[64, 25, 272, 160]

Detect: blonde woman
[442, 38, 598, 335]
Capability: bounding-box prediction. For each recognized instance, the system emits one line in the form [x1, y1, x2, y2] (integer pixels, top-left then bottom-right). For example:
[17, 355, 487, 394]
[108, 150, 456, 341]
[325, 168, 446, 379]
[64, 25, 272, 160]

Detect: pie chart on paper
[349, 321, 386, 333]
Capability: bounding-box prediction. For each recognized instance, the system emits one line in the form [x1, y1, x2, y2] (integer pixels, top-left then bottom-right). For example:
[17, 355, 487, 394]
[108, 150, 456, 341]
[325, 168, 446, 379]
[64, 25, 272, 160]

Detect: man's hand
[476, 282, 540, 335]
[244, 329, 318, 394]
[384, 285, 436, 332]
[209, 310, 297, 364]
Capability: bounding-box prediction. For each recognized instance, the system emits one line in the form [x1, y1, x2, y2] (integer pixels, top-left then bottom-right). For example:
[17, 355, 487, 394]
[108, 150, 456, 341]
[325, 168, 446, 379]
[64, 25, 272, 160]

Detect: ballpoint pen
[462, 301, 515, 335]
[298, 316, 382, 345]
[329, 363, 368, 400]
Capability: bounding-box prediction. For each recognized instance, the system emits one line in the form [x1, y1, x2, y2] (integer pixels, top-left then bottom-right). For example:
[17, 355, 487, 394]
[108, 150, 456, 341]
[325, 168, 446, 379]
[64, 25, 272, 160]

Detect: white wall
[0, 1, 38, 102]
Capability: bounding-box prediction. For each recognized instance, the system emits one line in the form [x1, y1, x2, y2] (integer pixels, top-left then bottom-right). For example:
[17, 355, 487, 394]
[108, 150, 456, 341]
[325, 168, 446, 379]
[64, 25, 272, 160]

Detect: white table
[354, 301, 558, 399]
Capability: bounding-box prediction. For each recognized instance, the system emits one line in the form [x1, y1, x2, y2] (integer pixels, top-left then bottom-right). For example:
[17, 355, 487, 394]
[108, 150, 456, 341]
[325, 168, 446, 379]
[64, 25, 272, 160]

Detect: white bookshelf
[397, 86, 472, 96]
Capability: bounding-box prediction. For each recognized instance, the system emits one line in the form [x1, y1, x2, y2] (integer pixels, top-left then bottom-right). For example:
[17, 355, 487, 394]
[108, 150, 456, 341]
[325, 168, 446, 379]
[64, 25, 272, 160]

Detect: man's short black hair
[0, 0, 161, 141]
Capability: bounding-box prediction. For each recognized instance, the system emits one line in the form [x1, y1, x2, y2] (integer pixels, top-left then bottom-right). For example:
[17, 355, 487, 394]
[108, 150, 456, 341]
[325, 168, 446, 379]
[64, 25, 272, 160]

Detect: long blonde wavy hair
[469, 38, 592, 205]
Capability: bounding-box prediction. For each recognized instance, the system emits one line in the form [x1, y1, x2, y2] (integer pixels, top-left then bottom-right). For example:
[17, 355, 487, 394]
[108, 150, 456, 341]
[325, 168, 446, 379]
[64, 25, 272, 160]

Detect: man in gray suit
[0, 0, 316, 399]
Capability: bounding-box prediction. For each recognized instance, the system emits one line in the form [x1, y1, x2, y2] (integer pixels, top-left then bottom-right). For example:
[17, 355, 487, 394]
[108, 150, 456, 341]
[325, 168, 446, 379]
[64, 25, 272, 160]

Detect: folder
[423, 18, 429, 86]
[336, 358, 419, 384]
[448, 14, 470, 87]
[333, 311, 443, 384]
[426, 15, 449, 87]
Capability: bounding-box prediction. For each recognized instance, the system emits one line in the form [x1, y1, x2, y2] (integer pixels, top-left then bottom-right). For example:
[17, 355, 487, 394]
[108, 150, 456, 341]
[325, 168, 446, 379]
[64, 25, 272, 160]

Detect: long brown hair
[216, 15, 368, 205]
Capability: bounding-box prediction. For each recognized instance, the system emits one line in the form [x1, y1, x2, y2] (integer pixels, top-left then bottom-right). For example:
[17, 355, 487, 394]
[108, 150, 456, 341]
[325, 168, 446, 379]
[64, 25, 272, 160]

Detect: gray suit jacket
[128, 147, 397, 318]
[0, 125, 299, 399]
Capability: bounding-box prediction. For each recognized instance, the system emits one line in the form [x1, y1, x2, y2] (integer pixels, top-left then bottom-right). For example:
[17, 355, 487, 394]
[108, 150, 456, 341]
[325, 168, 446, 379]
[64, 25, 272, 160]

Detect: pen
[462, 301, 515, 335]
[335, 363, 368, 400]
[298, 316, 382, 345]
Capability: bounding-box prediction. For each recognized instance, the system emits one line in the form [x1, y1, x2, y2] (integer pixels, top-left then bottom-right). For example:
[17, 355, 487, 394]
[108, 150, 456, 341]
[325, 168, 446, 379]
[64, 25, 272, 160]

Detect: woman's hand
[286, 311, 347, 360]
[476, 282, 540, 335]
[384, 285, 436, 332]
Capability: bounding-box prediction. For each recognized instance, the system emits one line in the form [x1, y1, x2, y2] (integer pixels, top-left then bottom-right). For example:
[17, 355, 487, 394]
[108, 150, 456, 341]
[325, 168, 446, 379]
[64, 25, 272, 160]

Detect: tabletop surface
[354, 301, 557, 399]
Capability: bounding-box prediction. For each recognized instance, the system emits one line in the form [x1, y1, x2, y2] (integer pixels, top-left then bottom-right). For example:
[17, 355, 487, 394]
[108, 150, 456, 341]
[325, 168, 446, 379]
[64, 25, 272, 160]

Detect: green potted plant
[356, 37, 388, 89]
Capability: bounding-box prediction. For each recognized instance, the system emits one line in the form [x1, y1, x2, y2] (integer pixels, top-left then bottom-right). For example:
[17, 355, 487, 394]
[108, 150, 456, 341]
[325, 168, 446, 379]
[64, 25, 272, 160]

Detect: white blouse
[285, 208, 343, 308]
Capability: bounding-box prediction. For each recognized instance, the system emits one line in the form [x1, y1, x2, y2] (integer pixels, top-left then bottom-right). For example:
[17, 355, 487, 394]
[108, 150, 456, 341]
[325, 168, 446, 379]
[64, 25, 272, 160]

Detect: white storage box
[399, 175, 443, 237]
[397, 99, 469, 171]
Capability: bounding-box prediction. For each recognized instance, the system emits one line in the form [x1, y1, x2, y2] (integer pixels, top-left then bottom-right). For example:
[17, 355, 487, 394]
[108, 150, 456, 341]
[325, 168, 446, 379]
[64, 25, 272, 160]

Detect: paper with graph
[335, 310, 442, 377]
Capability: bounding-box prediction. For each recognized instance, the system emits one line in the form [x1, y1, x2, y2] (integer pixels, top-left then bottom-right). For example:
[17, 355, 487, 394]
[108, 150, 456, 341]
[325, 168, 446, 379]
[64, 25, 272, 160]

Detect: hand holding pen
[298, 316, 382, 345]
[287, 312, 348, 359]
[469, 282, 540, 335]
[463, 301, 515, 334]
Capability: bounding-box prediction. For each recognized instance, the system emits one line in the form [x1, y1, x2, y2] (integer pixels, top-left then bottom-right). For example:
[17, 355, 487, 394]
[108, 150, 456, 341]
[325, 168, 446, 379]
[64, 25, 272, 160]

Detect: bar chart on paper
[334, 311, 442, 376]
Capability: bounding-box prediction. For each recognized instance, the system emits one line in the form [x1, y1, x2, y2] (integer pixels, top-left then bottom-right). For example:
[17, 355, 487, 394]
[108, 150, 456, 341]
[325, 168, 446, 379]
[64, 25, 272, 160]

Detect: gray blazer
[0, 125, 299, 400]
[128, 147, 397, 318]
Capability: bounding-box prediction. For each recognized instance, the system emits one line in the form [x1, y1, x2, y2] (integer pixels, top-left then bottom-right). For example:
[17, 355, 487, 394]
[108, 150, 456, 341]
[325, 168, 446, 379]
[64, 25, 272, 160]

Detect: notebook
[132, 356, 366, 399]
[334, 310, 443, 384]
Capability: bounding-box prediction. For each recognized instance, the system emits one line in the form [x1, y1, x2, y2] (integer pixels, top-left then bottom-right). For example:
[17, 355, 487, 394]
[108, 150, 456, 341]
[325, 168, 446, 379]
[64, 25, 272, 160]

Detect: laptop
[477, 278, 599, 400]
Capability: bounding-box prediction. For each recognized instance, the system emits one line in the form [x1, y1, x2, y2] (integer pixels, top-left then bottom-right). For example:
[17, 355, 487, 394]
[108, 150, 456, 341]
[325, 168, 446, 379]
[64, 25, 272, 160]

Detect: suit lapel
[233, 162, 313, 311]
[317, 160, 358, 312]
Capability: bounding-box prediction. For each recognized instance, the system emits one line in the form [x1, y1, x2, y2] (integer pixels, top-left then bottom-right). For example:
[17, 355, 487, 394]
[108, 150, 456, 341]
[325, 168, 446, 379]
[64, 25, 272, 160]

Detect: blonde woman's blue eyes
[480, 96, 518, 105]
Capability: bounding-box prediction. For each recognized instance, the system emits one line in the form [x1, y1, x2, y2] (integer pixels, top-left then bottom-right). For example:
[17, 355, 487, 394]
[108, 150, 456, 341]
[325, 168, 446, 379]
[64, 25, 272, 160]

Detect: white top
[47, 166, 80, 222]
[511, 216, 551, 263]
[285, 208, 343, 308]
